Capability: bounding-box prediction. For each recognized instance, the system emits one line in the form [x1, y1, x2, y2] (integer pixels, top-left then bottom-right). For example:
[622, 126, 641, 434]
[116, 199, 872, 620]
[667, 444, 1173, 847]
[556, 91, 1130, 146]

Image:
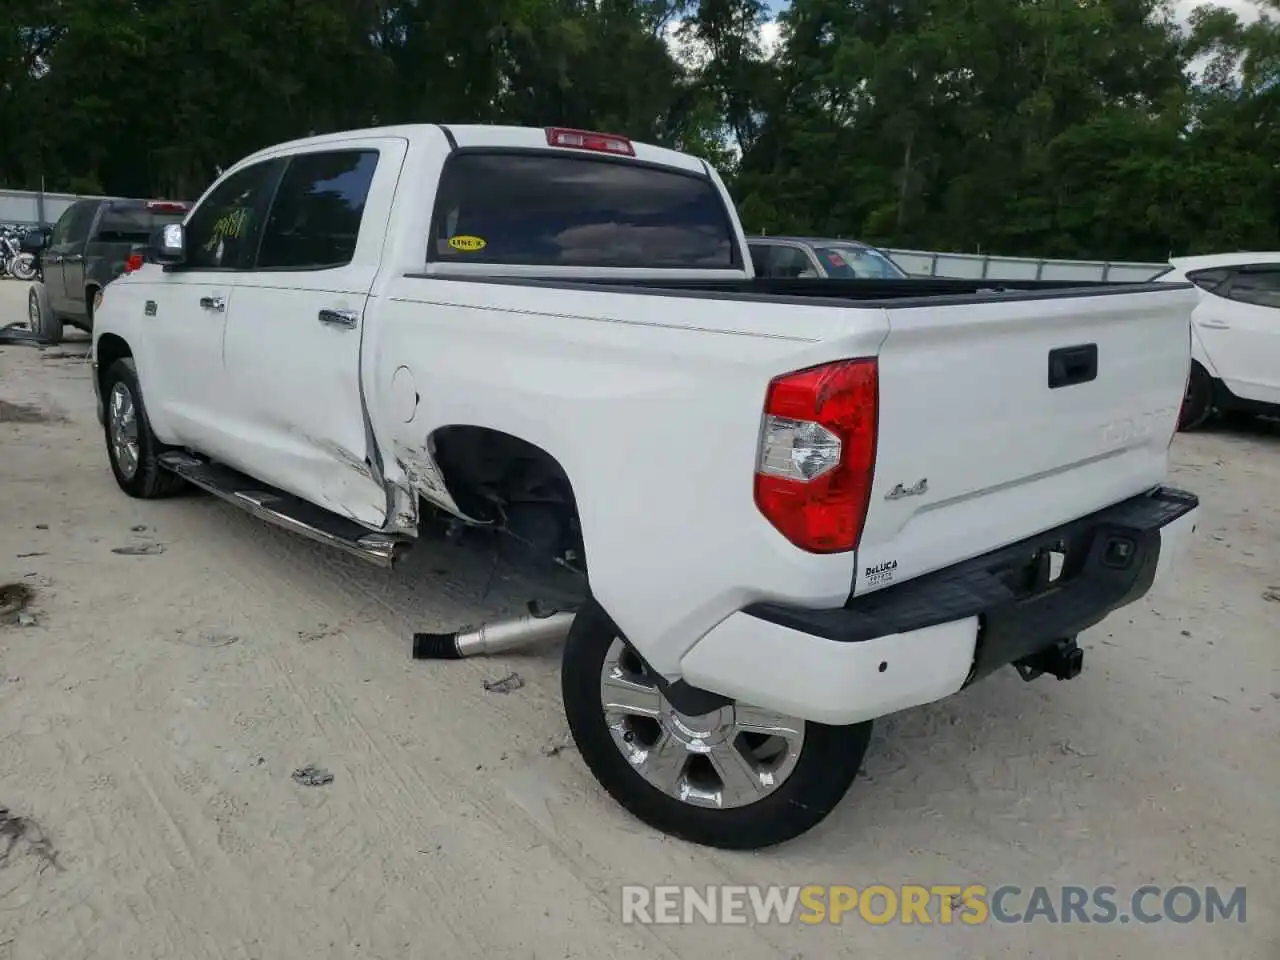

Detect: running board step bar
[158, 452, 409, 568]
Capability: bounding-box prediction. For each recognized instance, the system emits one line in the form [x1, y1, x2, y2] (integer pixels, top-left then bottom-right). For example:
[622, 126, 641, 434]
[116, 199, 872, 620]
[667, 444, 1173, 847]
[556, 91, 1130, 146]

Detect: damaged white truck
[91, 123, 1201, 849]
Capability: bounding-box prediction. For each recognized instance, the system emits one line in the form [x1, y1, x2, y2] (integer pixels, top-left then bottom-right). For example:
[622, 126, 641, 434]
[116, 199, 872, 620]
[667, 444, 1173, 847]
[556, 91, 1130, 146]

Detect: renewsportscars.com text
[620, 884, 1247, 926]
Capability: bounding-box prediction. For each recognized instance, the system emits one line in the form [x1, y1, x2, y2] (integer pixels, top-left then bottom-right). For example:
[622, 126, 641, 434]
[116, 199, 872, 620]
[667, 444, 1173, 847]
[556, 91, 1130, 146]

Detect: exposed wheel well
[430, 425, 585, 573]
[96, 333, 133, 400]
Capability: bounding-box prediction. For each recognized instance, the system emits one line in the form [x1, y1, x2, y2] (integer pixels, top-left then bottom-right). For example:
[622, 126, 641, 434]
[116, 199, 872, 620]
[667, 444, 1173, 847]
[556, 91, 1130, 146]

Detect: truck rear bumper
[679, 486, 1199, 726]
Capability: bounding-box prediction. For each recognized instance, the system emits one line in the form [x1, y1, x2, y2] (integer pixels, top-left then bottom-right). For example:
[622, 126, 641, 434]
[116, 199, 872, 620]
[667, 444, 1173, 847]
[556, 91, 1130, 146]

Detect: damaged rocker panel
[158, 452, 411, 568]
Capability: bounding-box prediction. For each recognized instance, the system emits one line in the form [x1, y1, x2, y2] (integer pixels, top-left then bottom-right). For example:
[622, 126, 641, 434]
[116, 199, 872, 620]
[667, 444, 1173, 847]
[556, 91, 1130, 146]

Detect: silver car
[747, 236, 908, 280]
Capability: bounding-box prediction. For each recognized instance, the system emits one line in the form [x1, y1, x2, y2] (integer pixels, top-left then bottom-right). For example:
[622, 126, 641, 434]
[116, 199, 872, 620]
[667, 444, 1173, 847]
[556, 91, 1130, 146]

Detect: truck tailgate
[852, 286, 1196, 595]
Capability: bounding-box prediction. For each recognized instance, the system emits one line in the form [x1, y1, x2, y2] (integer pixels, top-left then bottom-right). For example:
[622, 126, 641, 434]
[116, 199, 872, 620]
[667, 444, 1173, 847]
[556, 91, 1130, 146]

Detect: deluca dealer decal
[865, 560, 898, 588]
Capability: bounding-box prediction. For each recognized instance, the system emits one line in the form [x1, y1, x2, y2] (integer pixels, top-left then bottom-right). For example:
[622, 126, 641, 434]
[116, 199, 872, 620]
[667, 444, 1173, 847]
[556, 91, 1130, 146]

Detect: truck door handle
[1197, 320, 1229, 329]
[1047, 343, 1098, 389]
[199, 296, 226, 312]
[63, 253, 84, 262]
[318, 308, 358, 329]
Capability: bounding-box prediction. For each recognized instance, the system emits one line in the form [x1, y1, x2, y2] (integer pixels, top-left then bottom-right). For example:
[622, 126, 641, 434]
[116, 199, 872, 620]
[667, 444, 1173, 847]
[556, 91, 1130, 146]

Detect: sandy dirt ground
[0, 279, 1277, 960]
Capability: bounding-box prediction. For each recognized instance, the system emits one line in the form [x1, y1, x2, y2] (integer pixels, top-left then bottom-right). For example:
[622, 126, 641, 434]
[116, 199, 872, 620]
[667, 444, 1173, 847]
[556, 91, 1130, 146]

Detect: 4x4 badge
[885, 478, 928, 500]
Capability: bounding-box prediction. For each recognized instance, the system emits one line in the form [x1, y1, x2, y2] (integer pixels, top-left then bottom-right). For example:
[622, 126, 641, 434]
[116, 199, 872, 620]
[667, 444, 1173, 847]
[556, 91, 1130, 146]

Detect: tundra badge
[885, 478, 928, 500]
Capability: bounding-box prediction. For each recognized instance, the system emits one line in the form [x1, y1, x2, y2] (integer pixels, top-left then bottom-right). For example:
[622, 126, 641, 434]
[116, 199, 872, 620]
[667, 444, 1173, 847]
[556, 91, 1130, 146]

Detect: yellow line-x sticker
[448, 235, 487, 252]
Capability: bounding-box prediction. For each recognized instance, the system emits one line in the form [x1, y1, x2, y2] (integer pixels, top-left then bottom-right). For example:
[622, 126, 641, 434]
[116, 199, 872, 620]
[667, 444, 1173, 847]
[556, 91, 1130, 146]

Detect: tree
[1, 0, 1274, 260]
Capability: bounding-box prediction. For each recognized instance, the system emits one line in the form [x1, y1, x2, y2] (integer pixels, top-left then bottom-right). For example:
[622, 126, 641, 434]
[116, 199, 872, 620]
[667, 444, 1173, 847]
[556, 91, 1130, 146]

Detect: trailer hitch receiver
[1015, 637, 1084, 682]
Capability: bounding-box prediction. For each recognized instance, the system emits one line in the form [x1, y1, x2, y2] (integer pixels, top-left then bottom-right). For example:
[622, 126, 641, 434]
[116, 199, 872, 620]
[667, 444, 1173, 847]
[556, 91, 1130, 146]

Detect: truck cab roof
[237, 123, 709, 176]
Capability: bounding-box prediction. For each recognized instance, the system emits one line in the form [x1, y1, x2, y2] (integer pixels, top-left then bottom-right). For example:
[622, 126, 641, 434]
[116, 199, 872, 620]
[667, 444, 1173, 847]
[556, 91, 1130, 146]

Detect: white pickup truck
[91, 123, 1201, 850]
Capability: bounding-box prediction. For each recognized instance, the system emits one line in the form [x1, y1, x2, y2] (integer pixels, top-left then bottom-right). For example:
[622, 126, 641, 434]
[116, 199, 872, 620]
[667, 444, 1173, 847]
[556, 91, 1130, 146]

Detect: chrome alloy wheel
[599, 638, 805, 809]
[107, 381, 140, 479]
[28, 288, 40, 327]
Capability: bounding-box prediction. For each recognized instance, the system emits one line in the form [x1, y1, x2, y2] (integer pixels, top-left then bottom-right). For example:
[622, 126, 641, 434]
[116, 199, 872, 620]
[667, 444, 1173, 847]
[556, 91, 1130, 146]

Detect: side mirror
[149, 222, 186, 265]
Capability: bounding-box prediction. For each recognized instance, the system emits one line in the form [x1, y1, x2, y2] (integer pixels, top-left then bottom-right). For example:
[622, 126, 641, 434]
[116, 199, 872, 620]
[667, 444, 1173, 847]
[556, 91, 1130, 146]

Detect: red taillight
[146, 200, 188, 212]
[124, 253, 144, 273]
[545, 127, 635, 157]
[754, 359, 879, 554]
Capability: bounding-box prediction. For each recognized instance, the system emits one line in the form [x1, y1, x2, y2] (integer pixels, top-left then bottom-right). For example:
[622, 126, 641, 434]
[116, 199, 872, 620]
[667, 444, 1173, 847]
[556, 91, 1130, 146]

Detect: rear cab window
[429, 152, 738, 269]
[94, 204, 188, 244]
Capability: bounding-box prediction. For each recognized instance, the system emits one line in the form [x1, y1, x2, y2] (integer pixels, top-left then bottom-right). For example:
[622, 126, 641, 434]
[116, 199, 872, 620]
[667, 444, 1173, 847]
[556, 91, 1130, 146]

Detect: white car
[1160, 253, 1280, 429]
[90, 123, 1200, 849]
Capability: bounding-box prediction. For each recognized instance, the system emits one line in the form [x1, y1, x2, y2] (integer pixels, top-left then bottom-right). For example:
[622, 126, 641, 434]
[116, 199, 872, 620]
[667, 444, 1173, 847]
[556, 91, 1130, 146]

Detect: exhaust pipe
[412, 608, 577, 660]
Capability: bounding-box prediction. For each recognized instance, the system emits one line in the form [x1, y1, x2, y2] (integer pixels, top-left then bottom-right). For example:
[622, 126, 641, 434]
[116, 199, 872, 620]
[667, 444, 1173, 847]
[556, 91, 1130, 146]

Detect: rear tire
[1178, 362, 1213, 431]
[561, 599, 872, 849]
[102, 358, 186, 499]
[28, 283, 61, 345]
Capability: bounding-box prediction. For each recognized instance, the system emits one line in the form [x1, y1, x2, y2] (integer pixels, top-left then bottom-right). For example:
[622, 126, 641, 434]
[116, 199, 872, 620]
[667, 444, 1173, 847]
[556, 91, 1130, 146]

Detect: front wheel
[562, 600, 872, 849]
[102, 358, 187, 499]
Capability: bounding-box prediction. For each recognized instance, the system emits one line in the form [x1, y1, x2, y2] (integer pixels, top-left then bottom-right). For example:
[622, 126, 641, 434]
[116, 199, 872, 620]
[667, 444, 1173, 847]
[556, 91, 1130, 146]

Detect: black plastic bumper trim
[744, 486, 1198, 677]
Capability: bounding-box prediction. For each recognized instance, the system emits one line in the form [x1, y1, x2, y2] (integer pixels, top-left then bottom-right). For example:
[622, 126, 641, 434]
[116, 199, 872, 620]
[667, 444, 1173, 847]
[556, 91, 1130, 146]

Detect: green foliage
[1, 0, 1275, 258]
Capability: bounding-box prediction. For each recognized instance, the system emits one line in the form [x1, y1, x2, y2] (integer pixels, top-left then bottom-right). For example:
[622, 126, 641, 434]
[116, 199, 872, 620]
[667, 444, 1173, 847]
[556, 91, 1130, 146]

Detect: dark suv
[27, 197, 189, 344]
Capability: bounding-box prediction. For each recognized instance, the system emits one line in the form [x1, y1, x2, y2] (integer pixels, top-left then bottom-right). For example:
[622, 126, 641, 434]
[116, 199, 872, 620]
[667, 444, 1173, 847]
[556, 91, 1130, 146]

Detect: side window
[748, 244, 773, 276]
[1224, 265, 1280, 310]
[51, 202, 96, 247]
[255, 150, 379, 270]
[183, 160, 281, 270]
[768, 246, 814, 279]
[48, 207, 75, 246]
